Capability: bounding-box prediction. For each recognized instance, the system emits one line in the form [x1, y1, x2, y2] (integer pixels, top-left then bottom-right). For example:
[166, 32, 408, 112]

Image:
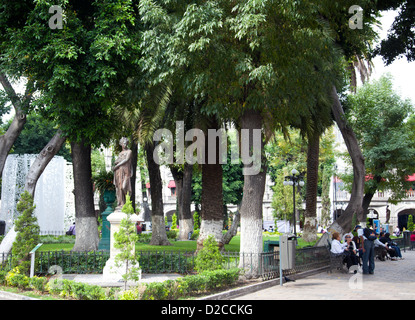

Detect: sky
[371, 10, 415, 105]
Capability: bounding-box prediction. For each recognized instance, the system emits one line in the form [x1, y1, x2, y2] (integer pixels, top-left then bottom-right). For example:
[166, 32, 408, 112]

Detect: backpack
[363, 228, 377, 241]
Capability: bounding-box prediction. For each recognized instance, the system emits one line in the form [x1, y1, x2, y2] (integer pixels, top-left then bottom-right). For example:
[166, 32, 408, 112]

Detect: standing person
[358, 226, 377, 274]
[136, 222, 142, 235]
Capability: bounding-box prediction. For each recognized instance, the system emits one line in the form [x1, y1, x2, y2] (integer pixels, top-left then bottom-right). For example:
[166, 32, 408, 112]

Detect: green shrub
[171, 213, 178, 230]
[47, 278, 106, 300]
[408, 215, 414, 232]
[136, 233, 152, 243]
[190, 229, 199, 240]
[193, 212, 200, 230]
[140, 268, 241, 300]
[194, 235, 225, 272]
[141, 281, 170, 300]
[113, 194, 141, 290]
[29, 276, 48, 292]
[5, 267, 29, 289]
[0, 270, 7, 285]
[39, 235, 75, 244]
[12, 191, 40, 273]
[118, 287, 141, 300]
[137, 252, 194, 274]
[36, 251, 110, 274]
[166, 230, 178, 240]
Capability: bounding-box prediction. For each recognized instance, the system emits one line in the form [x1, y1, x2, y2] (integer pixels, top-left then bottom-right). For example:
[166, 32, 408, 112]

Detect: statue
[385, 205, 390, 224]
[112, 137, 133, 207]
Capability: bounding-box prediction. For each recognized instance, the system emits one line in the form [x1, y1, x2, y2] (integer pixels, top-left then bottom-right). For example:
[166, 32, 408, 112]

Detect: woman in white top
[331, 232, 356, 270]
[331, 232, 347, 254]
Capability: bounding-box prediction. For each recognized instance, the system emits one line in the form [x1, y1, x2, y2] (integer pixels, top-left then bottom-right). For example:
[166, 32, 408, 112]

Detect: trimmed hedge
[1, 266, 241, 300]
[139, 268, 241, 300]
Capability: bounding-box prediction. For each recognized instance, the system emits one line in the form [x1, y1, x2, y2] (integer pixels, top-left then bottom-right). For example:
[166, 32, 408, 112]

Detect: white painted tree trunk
[73, 216, 99, 252]
[179, 218, 194, 240]
[239, 215, 263, 277]
[198, 219, 224, 249]
[303, 217, 318, 242]
[150, 215, 170, 246]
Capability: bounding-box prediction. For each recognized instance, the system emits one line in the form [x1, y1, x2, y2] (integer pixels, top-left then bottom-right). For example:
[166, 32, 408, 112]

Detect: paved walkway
[233, 249, 415, 300]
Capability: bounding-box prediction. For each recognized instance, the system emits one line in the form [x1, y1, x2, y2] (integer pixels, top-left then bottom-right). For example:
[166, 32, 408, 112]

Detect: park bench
[326, 239, 348, 273]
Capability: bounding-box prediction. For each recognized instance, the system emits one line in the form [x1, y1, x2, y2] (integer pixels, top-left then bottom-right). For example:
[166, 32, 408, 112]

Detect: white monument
[0, 154, 75, 256]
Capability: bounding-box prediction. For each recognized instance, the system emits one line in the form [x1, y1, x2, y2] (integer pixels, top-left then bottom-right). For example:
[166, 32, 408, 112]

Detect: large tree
[1, 0, 142, 251]
[343, 74, 415, 213]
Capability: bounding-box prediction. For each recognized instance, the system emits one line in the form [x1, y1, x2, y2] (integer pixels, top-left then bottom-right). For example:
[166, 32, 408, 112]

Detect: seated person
[379, 232, 402, 260]
[66, 222, 75, 236]
[343, 233, 359, 266]
[374, 233, 389, 261]
[410, 231, 415, 242]
[393, 227, 401, 237]
[330, 232, 355, 270]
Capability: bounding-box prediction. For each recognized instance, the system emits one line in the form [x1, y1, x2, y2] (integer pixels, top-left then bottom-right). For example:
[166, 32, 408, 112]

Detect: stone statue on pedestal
[112, 137, 133, 208]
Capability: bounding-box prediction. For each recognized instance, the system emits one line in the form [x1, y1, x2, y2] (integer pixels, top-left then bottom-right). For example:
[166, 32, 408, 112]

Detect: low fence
[0, 246, 335, 281]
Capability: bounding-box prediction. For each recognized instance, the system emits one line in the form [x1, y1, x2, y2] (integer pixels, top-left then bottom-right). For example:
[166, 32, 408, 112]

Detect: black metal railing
[2, 245, 333, 281]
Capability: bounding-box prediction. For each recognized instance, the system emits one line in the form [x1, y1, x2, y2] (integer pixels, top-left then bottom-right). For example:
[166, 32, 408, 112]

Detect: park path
[233, 249, 415, 300]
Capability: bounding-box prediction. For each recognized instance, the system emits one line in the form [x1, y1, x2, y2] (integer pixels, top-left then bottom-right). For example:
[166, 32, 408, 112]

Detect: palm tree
[115, 82, 173, 245]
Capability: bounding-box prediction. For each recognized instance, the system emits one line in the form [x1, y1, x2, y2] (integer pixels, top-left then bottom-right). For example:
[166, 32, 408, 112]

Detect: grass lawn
[39, 233, 319, 252]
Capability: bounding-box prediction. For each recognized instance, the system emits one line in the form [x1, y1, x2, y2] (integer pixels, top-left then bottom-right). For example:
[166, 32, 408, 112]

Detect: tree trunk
[239, 109, 266, 278]
[317, 86, 365, 245]
[303, 131, 320, 242]
[25, 129, 66, 197]
[71, 140, 99, 251]
[0, 74, 32, 177]
[171, 163, 194, 240]
[145, 142, 171, 246]
[197, 117, 224, 251]
[130, 139, 138, 212]
[222, 209, 240, 245]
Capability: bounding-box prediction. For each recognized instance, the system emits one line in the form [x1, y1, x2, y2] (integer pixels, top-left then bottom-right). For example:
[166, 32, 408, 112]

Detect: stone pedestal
[102, 208, 143, 282]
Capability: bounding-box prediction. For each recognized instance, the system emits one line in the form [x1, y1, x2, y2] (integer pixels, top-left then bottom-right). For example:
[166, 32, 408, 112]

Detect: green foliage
[141, 268, 241, 300]
[137, 251, 194, 274]
[5, 267, 29, 289]
[113, 194, 141, 289]
[195, 235, 225, 273]
[46, 278, 106, 300]
[12, 191, 40, 274]
[28, 275, 48, 293]
[193, 212, 200, 231]
[171, 213, 177, 230]
[36, 251, 110, 274]
[166, 230, 178, 240]
[271, 168, 302, 222]
[92, 170, 115, 194]
[2, 267, 240, 300]
[343, 74, 415, 203]
[1, 0, 141, 146]
[407, 215, 414, 232]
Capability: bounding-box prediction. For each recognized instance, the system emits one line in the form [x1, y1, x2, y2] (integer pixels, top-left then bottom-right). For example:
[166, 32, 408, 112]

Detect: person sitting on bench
[330, 232, 355, 270]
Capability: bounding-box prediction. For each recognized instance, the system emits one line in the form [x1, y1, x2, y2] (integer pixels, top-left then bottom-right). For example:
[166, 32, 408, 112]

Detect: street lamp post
[283, 169, 304, 236]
